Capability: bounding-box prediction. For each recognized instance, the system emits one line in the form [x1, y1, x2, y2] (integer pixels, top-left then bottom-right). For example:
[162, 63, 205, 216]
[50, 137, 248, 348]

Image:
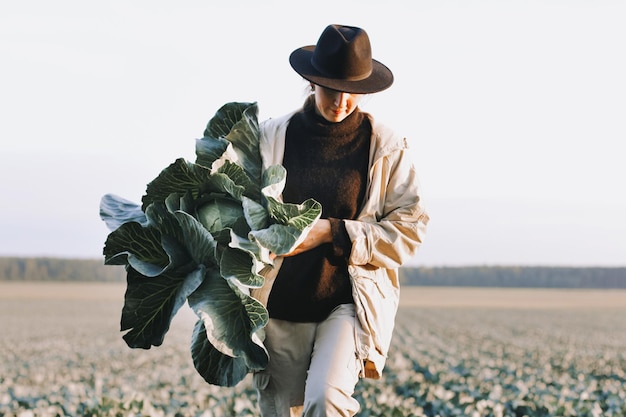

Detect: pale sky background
[1, 0, 625, 267]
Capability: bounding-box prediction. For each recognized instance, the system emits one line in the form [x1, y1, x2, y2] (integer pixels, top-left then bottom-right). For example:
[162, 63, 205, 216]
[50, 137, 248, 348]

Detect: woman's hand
[282, 219, 332, 257]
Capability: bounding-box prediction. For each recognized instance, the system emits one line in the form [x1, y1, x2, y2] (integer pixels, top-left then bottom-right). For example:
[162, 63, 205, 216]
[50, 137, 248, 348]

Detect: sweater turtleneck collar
[287, 95, 371, 161]
[296, 95, 365, 139]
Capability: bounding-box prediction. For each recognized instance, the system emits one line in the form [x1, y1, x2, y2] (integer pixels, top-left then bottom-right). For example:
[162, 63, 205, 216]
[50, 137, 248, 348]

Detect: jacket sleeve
[343, 146, 429, 269]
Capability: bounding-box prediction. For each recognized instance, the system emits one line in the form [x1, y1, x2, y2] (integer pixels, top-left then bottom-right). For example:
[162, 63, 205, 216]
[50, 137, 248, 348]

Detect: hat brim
[289, 46, 394, 94]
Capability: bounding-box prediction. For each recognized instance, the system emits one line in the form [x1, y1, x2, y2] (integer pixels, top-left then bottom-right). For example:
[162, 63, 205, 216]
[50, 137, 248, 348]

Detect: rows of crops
[1, 285, 625, 416]
[359, 307, 626, 416]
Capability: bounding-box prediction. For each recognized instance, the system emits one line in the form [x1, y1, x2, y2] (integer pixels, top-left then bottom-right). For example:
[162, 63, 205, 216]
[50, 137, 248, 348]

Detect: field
[1, 283, 625, 417]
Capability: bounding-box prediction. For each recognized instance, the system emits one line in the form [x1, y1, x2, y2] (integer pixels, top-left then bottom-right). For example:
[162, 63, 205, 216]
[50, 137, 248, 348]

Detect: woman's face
[313, 85, 364, 123]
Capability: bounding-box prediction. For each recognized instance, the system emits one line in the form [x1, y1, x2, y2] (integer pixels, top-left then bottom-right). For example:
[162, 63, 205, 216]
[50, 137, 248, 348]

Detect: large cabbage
[99, 102, 321, 387]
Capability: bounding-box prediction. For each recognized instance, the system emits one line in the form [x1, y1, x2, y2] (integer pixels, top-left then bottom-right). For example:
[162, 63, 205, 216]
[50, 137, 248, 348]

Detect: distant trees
[0, 257, 125, 282]
[1, 257, 625, 288]
[400, 266, 626, 289]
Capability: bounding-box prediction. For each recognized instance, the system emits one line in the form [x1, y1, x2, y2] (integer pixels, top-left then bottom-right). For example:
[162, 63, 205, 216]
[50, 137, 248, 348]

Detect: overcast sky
[1, 0, 625, 267]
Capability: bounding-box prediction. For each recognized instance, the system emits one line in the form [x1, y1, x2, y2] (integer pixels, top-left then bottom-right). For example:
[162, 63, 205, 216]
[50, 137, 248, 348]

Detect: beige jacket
[255, 109, 429, 379]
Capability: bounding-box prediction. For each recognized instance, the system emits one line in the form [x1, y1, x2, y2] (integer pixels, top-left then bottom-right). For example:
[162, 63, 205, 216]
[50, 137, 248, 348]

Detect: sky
[1, 0, 625, 267]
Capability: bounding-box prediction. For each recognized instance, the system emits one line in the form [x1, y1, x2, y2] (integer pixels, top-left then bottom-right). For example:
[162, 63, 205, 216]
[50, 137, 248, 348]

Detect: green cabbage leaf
[99, 102, 321, 387]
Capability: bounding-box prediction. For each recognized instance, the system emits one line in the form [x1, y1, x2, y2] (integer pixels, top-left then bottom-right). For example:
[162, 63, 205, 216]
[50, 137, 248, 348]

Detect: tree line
[0, 257, 125, 282]
[400, 265, 626, 289]
[1, 257, 625, 288]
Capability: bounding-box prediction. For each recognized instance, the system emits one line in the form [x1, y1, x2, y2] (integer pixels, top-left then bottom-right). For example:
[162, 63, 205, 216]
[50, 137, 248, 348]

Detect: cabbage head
[99, 102, 321, 387]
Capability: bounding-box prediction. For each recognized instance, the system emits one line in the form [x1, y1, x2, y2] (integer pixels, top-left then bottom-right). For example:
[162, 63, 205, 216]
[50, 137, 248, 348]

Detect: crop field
[1, 282, 625, 417]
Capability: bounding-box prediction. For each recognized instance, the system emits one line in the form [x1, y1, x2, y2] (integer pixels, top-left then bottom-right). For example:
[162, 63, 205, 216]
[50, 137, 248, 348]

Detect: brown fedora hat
[289, 24, 394, 94]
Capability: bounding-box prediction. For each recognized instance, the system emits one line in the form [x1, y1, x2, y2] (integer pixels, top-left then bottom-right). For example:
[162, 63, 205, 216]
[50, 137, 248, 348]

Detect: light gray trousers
[254, 304, 361, 417]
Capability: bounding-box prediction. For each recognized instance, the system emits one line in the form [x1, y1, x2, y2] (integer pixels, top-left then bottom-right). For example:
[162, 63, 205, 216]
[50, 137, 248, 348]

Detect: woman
[252, 24, 429, 417]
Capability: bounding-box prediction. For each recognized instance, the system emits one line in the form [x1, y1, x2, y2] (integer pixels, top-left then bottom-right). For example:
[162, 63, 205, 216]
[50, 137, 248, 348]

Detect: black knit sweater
[266, 98, 372, 322]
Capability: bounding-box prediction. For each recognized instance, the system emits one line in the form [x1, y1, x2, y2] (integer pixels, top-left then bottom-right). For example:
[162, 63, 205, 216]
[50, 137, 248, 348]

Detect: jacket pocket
[351, 268, 400, 357]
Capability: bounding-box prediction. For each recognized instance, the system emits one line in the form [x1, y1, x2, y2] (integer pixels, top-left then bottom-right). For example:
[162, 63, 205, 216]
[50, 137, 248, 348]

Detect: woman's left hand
[282, 219, 332, 257]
